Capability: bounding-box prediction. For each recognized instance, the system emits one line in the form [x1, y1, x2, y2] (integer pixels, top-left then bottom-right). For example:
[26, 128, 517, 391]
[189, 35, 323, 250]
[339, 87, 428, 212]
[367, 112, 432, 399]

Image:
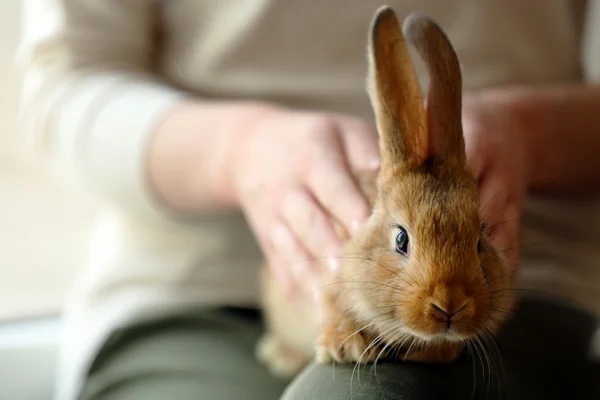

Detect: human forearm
[469, 84, 600, 197]
[146, 100, 281, 214]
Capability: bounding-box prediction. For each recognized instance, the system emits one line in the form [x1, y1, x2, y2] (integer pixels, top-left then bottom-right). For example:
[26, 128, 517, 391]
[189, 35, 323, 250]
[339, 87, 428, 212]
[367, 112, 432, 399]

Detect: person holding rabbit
[18, 1, 600, 399]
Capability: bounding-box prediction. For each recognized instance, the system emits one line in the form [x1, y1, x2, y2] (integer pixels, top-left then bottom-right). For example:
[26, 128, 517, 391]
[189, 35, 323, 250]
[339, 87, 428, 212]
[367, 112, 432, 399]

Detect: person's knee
[281, 360, 488, 400]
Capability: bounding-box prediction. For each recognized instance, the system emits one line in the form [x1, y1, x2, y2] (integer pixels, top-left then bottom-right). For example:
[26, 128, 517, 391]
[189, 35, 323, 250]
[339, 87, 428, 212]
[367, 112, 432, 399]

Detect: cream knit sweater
[17, 1, 600, 399]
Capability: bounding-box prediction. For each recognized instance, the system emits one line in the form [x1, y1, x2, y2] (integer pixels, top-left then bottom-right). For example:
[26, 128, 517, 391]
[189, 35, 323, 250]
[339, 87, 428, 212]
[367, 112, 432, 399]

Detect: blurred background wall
[0, 2, 97, 321]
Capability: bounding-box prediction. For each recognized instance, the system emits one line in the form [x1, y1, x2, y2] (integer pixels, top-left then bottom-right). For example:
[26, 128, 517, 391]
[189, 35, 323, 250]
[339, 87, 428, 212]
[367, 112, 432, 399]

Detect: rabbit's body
[256, 170, 378, 377]
[257, 7, 517, 378]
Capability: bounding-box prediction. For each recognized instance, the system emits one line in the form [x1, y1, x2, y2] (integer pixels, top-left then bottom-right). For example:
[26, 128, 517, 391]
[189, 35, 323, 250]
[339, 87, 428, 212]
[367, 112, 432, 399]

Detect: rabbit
[256, 6, 517, 378]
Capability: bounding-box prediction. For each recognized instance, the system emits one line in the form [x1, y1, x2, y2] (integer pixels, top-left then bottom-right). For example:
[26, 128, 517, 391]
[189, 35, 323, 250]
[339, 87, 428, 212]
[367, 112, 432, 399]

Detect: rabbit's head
[339, 8, 516, 346]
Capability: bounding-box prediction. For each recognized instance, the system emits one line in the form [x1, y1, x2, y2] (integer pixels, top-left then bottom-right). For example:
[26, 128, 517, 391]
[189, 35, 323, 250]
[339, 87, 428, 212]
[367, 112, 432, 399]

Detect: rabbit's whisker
[469, 337, 486, 396]
[473, 334, 494, 398]
[478, 192, 504, 219]
[488, 287, 585, 310]
[392, 334, 413, 361]
[480, 326, 508, 400]
[482, 268, 516, 287]
[320, 280, 405, 294]
[403, 336, 419, 361]
[487, 306, 515, 318]
[371, 331, 407, 382]
[334, 309, 400, 373]
[485, 313, 503, 329]
[350, 324, 396, 397]
[465, 341, 478, 400]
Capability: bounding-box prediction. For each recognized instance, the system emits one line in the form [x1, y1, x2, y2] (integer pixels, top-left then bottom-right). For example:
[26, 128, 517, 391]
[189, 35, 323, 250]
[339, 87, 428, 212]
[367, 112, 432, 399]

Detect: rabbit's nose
[429, 298, 472, 328]
[429, 302, 452, 329]
[430, 300, 470, 319]
[431, 303, 452, 320]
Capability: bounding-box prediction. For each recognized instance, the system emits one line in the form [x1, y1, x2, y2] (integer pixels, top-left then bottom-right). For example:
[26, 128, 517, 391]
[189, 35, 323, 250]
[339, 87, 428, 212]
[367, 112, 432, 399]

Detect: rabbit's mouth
[404, 313, 484, 342]
[396, 288, 484, 342]
[400, 323, 471, 344]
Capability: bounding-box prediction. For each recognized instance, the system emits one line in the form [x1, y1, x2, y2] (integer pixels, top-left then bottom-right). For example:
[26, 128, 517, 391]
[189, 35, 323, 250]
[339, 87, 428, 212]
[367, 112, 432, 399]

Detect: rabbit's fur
[256, 7, 517, 378]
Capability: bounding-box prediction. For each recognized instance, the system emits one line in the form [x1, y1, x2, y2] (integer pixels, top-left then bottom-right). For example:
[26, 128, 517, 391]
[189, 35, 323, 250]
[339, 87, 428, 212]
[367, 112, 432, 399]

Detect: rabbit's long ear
[367, 7, 428, 177]
[403, 12, 466, 165]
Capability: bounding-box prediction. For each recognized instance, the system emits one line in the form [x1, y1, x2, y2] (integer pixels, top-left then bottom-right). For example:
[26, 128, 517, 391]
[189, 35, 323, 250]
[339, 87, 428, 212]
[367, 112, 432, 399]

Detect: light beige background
[0, 2, 97, 321]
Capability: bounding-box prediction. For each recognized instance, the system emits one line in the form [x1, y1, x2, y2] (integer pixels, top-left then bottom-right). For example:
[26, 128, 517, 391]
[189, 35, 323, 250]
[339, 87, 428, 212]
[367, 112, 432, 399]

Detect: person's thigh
[282, 297, 600, 400]
[79, 308, 290, 400]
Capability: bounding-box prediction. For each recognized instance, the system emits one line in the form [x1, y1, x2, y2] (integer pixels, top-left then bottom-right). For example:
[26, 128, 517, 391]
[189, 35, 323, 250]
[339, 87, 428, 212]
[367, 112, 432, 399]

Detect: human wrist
[211, 101, 287, 209]
[147, 99, 284, 213]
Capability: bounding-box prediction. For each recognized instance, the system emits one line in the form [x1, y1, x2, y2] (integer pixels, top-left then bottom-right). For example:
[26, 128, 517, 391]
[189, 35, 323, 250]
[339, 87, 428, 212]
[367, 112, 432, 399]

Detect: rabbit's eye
[395, 227, 409, 255]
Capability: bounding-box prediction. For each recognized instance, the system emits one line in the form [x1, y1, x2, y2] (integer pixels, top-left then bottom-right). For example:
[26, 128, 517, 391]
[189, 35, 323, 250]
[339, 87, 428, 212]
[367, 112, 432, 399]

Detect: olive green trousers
[79, 297, 600, 400]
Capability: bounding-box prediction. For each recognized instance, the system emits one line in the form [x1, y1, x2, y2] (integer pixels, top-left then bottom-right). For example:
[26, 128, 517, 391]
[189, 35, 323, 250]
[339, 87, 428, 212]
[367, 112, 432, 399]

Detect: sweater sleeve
[17, 0, 190, 222]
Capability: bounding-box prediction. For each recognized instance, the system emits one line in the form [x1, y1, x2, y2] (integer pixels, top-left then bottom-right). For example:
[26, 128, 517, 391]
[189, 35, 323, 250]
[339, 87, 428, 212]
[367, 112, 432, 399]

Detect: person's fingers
[478, 166, 521, 269]
[337, 117, 381, 173]
[279, 185, 343, 275]
[478, 172, 508, 239]
[305, 128, 371, 236]
[267, 250, 296, 298]
[243, 207, 302, 299]
[493, 203, 521, 269]
[462, 116, 487, 181]
[271, 220, 318, 299]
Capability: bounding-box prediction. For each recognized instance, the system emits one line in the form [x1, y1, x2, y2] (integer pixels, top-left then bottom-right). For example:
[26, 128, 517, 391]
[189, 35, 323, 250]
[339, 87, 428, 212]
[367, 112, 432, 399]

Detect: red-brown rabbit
[256, 6, 517, 378]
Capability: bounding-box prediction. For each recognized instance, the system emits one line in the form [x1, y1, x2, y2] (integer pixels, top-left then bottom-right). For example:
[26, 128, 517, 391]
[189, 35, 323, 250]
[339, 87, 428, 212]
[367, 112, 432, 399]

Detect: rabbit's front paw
[315, 324, 380, 364]
[255, 333, 309, 378]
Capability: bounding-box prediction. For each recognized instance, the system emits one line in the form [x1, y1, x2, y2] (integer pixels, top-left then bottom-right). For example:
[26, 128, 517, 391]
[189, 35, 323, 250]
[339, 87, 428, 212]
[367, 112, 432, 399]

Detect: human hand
[229, 108, 380, 301]
[462, 92, 530, 269]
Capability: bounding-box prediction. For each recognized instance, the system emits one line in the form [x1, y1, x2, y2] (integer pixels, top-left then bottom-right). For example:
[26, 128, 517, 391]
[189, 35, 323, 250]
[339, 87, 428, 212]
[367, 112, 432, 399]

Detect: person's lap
[79, 308, 291, 400]
[79, 298, 600, 400]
